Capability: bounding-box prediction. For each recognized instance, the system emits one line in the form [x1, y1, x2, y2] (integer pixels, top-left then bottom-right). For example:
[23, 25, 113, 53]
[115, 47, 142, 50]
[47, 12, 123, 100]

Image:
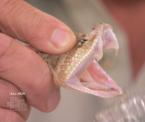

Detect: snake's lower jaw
[65, 60, 122, 98]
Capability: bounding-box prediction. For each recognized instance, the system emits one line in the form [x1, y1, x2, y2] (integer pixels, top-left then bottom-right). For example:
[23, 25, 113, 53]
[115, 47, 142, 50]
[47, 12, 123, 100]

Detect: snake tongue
[66, 60, 122, 98]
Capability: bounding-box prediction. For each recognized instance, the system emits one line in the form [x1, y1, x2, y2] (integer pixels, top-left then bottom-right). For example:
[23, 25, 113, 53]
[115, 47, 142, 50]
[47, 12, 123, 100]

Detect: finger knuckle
[0, 33, 13, 73]
[0, 33, 11, 57]
[0, 108, 25, 122]
[30, 67, 51, 94]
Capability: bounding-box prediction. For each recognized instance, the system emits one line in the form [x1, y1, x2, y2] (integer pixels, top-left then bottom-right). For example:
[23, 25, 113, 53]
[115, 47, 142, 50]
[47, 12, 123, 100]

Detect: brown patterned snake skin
[39, 23, 122, 98]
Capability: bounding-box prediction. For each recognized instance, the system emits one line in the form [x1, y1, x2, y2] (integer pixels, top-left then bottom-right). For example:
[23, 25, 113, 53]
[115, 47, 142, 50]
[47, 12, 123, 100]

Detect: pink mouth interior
[67, 59, 122, 98]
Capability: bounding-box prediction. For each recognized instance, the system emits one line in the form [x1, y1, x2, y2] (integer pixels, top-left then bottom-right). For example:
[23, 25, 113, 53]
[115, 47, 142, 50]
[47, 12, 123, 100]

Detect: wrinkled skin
[0, 0, 76, 121]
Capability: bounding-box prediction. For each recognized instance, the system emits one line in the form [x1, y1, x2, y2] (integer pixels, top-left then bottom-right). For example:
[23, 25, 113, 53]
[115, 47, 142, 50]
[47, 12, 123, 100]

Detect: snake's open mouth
[65, 24, 122, 98]
[67, 60, 122, 98]
[40, 24, 123, 98]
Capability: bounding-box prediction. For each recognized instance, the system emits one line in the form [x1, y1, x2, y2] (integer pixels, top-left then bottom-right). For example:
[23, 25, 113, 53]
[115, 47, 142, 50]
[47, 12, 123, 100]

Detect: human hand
[0, 0, 76, 121]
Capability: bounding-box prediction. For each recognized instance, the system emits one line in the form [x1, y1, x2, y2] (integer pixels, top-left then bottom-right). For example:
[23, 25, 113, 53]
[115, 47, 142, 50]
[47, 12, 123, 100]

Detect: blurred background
[27, 0, 132, 122]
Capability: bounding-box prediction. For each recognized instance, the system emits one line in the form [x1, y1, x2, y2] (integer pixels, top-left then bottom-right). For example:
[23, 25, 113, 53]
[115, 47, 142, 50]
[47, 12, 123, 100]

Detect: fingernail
[51, 28, 74, 48]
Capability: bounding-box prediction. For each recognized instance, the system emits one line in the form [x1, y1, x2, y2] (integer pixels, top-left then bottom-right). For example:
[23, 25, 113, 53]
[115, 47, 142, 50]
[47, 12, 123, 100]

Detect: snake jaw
[64, 44, 122, 98]
[102, 25, 119, 51]
[80, 60, 122, 97]
[55, 24, 122, 97]
[66, 60, 122, 98]
[39, 23, 122, 98]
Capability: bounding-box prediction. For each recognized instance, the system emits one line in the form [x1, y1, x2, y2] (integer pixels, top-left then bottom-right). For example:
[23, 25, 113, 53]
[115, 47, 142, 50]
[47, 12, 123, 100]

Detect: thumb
[0, 0, 76, 54]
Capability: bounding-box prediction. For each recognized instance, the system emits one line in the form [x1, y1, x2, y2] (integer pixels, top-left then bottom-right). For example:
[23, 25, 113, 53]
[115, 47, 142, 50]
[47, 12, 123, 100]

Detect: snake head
[49, 24, 122, 98]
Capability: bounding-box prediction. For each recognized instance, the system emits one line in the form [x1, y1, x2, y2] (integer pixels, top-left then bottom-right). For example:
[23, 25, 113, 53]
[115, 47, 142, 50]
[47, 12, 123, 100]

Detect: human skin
[0, 0, 76, 121]
[102, 0, 145, 78]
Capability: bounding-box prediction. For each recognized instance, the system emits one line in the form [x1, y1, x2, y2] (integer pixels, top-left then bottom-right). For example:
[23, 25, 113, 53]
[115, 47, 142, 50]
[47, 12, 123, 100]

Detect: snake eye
[77, 39, 88, 47]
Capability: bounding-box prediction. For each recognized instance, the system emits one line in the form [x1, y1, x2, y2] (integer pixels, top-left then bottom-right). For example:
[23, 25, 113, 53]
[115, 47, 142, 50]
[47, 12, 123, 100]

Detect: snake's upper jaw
[94, 24, 119, 61]
[102, 25, 119, 51]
